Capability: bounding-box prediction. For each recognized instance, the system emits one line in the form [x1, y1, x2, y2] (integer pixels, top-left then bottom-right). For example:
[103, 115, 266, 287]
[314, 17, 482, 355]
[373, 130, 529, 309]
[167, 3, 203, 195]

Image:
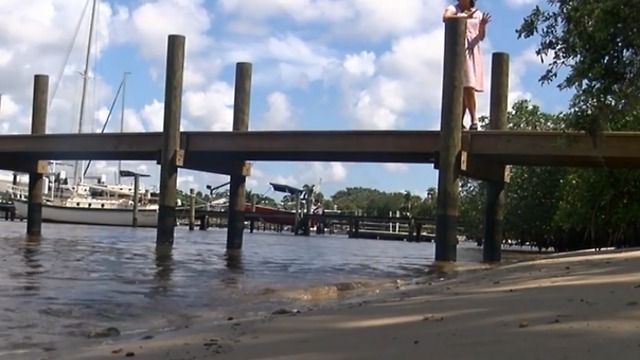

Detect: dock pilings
[226, 62, 252, 250]
[483, 52, 510, 262]
[434, 17, 465, 262]
[26, 74, 49, 236]
[188, 188, 196, 231]
[156, 34, 185, 246]
[14, 30, 515, 263]
[434, 18, 512, 262]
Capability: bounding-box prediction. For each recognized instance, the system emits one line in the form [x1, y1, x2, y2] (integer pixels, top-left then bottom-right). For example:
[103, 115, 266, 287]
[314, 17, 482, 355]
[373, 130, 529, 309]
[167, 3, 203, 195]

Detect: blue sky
[0, 0, 572, 200]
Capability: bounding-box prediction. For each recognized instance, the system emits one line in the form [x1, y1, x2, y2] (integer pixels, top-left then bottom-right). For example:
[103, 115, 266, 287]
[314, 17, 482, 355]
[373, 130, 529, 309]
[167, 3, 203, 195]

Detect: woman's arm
[478, 12, 491, 41]
[478, 23, 486, 41]
[442, 6, 459, 22]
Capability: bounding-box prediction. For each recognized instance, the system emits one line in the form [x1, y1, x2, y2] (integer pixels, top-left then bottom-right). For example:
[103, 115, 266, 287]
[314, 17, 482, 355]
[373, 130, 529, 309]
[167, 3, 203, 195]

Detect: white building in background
[0, 171, 27, 193]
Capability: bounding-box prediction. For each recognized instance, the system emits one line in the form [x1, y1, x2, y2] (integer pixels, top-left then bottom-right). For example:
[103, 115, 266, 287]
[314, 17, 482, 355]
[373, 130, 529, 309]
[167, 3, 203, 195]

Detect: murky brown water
[0, 220, 533, 357]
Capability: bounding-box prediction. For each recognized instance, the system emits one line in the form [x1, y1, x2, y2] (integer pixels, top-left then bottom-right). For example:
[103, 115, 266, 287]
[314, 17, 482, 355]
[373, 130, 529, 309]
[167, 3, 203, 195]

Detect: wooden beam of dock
[1, 130, 640, 167]
[468, 130, 640, 167]
[186, 131, 439, 162]
[0, 132, 161, 160]
[0, 131, 440, 163]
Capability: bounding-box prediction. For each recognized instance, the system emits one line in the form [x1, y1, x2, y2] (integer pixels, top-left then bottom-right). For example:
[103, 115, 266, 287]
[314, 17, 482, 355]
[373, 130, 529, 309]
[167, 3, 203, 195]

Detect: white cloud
[215, 34, 334, 88]
[300, 162, 348, 184]
[0, 0, 115, 134]
[183, 81, 234, 130]
[343, 51, 376, 78]
[140, 100, 164, 131]
[218, 0, 449, 40]
[504, 0, 540, 7]
[177, 174, 198, 190]
[383, 163, 409, 173]
[259, 91, 294, 130]
[112, 0, 213, 58]
[218, 0, 354, 24]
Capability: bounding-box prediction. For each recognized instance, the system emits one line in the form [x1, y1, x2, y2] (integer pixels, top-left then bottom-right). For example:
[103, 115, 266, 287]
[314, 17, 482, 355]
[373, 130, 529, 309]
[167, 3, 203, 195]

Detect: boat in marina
[241, 182, 323, 228]
[10, 172, 161, 227]
[11, 195, 159, 227]
[8, 176, 323, 228]
[8, 0, 160, 227]
[243, 203, 298, 226]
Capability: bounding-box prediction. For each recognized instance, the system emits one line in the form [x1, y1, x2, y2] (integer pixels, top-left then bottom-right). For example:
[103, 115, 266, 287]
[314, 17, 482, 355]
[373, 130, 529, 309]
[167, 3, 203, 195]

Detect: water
[0, 220, 531, 355]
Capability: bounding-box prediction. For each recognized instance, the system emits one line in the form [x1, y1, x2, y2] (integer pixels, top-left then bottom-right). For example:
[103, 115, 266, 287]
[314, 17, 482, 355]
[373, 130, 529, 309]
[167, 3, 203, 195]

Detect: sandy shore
[55, 248, 640, 360]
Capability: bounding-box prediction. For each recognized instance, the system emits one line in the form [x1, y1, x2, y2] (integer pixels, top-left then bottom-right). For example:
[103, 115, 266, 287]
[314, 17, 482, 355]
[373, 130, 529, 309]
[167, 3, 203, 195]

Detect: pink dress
[446, 4, 484, 92]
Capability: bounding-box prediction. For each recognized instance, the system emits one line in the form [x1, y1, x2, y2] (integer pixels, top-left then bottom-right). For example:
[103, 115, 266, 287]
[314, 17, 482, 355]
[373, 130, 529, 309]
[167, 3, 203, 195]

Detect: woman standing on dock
[442, 0, 491, 130]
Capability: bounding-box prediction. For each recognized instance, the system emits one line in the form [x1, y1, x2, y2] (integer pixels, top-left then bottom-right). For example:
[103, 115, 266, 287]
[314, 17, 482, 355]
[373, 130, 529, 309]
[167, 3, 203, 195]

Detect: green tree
[458, 178, 485, 239]
[501, 100, 567, 250]
[515, 1, 640, 251]
[517, 0, 640, 133]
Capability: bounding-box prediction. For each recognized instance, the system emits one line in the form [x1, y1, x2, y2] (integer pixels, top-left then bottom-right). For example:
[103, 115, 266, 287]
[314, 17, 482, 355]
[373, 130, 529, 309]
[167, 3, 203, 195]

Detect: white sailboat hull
[13, 200, 159, 228]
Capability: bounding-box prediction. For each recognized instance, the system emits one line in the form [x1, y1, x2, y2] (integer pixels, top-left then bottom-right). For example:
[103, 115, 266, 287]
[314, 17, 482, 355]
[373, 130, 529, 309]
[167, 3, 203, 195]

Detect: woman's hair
[469, 0, 476, 7]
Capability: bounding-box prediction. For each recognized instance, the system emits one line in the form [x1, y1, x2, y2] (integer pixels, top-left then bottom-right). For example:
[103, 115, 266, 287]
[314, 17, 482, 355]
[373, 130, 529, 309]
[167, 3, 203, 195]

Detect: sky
[0, 0, 572, 201]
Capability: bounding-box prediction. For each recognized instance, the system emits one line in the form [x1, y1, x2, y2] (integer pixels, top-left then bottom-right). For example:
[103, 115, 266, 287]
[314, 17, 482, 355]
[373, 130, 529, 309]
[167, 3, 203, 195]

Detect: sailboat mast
[117, 71, 130, 185]
[73, 0, 98, 187]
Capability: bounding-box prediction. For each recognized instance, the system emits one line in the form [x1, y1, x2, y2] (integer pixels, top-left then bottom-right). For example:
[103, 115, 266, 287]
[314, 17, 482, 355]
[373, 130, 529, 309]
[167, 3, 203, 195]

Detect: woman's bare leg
[461, 102, 467, 129]
[463, 87, 477, 129]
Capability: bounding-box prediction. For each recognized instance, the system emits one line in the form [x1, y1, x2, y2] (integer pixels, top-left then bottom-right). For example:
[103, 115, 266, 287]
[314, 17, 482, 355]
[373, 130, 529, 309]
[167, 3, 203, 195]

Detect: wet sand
[60, 248, 640, 360]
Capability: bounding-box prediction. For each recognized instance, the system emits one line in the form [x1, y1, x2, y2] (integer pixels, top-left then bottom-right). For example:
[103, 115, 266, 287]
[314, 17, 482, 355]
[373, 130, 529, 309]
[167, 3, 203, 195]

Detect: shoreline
[54, 246, 640, 360]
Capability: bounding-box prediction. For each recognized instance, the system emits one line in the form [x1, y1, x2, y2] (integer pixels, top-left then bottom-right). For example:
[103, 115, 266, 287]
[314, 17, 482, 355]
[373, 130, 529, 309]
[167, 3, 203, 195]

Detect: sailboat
[11, 0, 160, 227]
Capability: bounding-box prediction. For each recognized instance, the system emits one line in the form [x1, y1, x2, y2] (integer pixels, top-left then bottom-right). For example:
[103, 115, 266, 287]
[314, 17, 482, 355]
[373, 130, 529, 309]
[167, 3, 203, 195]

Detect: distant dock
[184, 209, 440, 243]
[0, 202, 16, 221]
[347, 229, 434, 242]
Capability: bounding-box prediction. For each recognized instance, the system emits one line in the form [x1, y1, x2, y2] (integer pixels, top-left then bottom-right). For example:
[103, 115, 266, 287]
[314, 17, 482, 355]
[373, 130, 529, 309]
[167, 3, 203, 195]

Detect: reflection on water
[0, 221, 529, 353]
[225, 249, 243, 271]
[22, 236, 42, 293]
[152, 245, 173, 295]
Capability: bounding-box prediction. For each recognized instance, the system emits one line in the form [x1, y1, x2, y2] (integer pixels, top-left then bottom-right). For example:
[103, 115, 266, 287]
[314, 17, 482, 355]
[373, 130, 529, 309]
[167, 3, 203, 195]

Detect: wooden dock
[347, 229, 435, 243]
[2, 19, 640, 263]
[189, 210, 435, 224]
[183, 209, 437, 243]
[0, 130, 638, 170]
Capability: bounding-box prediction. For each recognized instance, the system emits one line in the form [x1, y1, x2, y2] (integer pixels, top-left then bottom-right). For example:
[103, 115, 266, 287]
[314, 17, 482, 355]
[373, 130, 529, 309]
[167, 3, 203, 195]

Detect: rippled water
[0, 220, 532, 355]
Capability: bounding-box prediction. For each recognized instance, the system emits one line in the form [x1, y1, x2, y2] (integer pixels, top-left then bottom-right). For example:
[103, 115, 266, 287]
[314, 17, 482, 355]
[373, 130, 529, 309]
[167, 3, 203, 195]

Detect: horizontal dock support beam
[0, 157, 49, 174]
[468, 131, 640, 167]
[0, 130, 639, 168]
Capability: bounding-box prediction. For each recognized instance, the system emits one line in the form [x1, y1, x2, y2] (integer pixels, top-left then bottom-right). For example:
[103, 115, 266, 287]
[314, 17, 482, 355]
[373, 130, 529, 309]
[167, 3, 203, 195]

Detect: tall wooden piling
[156, 34, 185, 246]
[132, 174, 140, 227]
[249, 194, 256, 233]
[434, 17, 465, 262]
[226, 62, 252, 250]
[26, 75, 49, 236]
[188, 188, 196, 231]
[293, 192, 301, 234]
[483, 52, 510, 262]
